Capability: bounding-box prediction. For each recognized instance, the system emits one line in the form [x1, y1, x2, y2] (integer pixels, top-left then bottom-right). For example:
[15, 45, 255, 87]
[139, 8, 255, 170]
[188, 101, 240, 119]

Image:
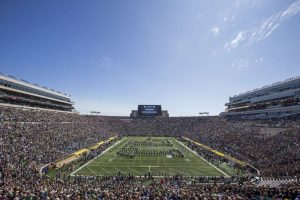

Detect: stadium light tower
[90, 111, 101, 115]
[199, 112, 209, 116]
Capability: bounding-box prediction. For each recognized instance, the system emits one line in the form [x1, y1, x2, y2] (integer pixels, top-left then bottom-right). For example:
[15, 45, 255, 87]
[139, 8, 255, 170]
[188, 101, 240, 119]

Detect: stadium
[0, 73, 299, 199]
[1, 1, 300, 199]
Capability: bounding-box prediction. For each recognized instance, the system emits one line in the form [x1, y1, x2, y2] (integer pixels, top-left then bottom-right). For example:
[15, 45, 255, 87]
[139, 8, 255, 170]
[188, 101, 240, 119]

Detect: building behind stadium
[0, 73, 74, 111]
[221, 76, 300, 119]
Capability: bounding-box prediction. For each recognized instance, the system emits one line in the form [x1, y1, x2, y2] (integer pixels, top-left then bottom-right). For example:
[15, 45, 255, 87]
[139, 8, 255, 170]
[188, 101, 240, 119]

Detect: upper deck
[0, 73, 73, 104]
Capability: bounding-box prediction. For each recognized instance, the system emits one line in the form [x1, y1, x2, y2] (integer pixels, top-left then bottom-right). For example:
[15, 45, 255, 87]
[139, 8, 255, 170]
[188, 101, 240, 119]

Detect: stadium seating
[0, 106, 300, 199]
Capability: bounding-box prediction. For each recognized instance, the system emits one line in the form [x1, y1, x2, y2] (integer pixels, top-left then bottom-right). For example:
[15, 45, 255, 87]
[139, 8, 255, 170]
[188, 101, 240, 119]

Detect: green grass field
[71, 136, 226, 177]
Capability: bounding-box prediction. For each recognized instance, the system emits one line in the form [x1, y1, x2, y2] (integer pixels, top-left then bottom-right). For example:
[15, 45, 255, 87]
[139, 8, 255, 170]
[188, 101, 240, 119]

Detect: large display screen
[138, 105, 162, 116]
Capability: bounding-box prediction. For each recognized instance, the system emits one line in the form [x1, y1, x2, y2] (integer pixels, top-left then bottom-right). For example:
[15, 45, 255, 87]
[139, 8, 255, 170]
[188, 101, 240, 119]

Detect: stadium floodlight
[199, 112, 209, 116]
[90, 111, 101, 115]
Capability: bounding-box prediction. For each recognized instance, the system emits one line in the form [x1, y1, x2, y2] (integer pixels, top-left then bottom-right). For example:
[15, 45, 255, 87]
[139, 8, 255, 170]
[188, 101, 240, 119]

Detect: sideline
[182, 136, 246, 166]
[175, 139, 230, 177]
[70, 137, 126, 176]
[55, 136, 117, 168]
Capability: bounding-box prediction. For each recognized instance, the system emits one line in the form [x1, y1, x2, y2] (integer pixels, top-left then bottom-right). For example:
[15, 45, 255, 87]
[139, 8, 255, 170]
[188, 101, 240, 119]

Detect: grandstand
[0, 74, 299, 199]
[221, 76, 300, 119]
[0, 73, 74, 111]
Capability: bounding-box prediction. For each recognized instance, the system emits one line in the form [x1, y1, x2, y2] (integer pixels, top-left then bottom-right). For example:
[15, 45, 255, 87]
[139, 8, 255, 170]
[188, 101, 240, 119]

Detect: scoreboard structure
[130, 105, 169, 118]
[138, 105, 161, 116]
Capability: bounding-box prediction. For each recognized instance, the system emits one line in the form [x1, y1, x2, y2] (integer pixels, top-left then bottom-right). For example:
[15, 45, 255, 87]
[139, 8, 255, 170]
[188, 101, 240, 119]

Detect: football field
[71, 136, 226, 177]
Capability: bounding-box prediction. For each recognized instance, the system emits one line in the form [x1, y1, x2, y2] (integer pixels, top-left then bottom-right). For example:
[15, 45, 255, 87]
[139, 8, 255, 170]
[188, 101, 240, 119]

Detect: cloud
[231, 58, 249, 71]
[219, 0, 262, 25]
[99, 55, 113, 68]
[91, 54, 113, 68]
[247, 11, 282, 46]
[254, 57, 264, 64]
[224, 31, 245, 51]
[232, 56, 263, 71]
[282, 0, 300, 17]
[224, 0, 300, 51]
[210, 26, 220, 35]
[234, 0, 263, 8]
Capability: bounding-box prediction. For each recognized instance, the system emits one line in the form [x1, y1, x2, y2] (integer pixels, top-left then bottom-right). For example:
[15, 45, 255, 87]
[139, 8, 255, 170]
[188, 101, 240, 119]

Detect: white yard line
[129, 168, 141, 175]
[159, 168, 169, 174]
[169, 168, 190, 176]
[175, 139, 229, 177]
[101, 167, 112, 175]
[115, 167, 126, 174]
[87, 165, 201, 167]
[187, 169, 203, 174]
[187, 168, 219, 176]
[87, 167, 96, 174]
[132, 155, 137, 166]
[147, 165, 160, 172]
[70, 137, 126, 176]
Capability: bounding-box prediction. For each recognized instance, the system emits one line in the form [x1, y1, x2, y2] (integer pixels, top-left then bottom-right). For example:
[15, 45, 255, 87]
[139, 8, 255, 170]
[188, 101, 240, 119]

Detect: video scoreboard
[138, 105, 162, 116]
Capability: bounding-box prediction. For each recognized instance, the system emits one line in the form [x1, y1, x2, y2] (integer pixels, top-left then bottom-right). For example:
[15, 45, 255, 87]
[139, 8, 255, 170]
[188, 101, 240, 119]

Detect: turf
[71, 136, 225, 177]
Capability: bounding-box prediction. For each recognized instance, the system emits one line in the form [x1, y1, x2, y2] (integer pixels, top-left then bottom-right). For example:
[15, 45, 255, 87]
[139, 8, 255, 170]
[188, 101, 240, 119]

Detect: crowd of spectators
[0, 106, 114, 197]
[1, 106, 300, 199]
[115, 117, 300, 177]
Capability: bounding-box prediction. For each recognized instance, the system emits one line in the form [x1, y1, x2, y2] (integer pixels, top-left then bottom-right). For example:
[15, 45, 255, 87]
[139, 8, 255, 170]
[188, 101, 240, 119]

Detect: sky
[0, 0, 300, 116]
